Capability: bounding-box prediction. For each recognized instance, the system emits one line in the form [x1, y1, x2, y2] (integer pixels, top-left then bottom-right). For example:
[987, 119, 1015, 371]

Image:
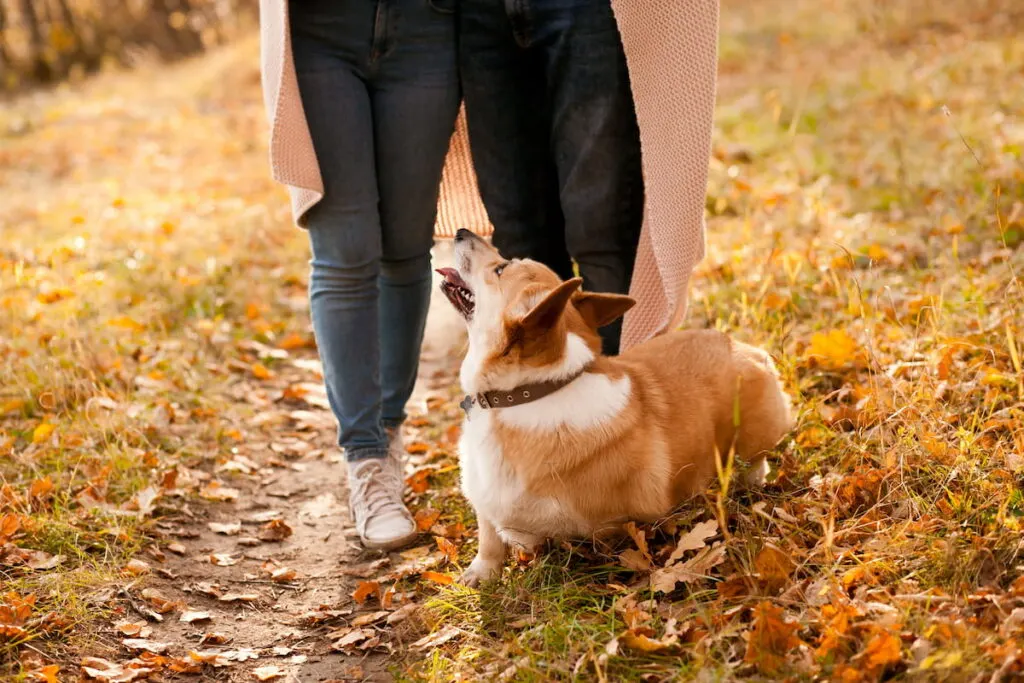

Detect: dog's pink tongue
[435, 267, 458, 281]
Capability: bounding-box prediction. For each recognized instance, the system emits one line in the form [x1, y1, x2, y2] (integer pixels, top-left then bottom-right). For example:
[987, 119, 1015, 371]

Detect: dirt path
[128, 246, 465, 682]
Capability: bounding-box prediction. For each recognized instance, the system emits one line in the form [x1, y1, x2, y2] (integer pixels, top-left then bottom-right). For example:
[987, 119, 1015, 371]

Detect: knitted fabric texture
[259, 0, 719, 349]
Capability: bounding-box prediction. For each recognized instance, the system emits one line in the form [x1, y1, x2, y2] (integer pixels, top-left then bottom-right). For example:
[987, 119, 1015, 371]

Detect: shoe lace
[353, 461, 404, 518]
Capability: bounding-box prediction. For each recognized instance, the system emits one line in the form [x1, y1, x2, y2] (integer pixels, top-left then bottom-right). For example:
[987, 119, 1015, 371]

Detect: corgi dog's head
[438, 230, 636, 393]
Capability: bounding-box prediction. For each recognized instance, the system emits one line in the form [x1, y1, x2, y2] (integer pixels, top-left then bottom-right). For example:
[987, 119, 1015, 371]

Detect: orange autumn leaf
[277, 332, 313, 350]
[859, 625, 902, 675]
[406, 469, 431, 494]
[405, 442, 430, 455]
[27, 664, 60, 683]
[251, 363, 274, 380]
[434, 536, 459, 562]
[29, 476, 54, 499]
[414, 508, 441, 532]
[0, 513, 21, 542]
[421, 571, 453, 585]
[352, 581, 380, 605]
[744, 601, 804, 675]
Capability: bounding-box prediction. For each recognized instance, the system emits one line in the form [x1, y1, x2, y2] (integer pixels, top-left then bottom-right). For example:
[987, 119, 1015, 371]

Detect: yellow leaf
[804, 329, 859, 370]
[107, 316, 146, 332]
[0, 399, 25, 416]
[620, 630, 670, 652]
[352, 581, 380, 605]
[32, 423, 56, 444]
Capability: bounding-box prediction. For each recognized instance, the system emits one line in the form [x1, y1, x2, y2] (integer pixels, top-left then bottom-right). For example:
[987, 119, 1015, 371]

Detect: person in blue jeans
[459, 0, 644, 356]
[287, 0, 459, 549]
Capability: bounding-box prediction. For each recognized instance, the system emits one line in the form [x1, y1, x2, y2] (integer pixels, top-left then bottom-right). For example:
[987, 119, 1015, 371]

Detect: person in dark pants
[459, 0, 644, 356]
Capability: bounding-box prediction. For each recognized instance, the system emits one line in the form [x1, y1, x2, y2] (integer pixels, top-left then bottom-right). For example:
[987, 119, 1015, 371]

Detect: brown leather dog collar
[460, 365, 592, 417]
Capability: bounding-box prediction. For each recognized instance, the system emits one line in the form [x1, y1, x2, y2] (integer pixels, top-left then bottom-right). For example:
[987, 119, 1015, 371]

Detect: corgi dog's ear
[521, 277, 583, 332]
[573, 291, 636, 330]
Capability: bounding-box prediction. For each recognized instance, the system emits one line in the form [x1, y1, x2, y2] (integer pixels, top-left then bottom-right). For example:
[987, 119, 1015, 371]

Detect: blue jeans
[459, 0, 644, 355]
[290, 0, 459, 461]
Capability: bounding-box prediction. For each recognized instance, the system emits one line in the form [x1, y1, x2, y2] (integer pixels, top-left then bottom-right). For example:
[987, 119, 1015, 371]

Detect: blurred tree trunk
[0, 2, 12, 73]
[19, 0, 54, 81]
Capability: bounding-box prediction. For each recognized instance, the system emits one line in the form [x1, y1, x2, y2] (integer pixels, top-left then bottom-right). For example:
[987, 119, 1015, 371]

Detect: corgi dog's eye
[494, 262, 508, 277]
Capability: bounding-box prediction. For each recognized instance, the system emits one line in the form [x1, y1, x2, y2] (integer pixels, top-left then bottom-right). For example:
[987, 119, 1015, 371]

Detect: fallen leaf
[251, 363, 274, 380]
[180, 611, 212, 623]
[754, 543, 795, 591]
[115, 621, 152, 638]
[411, 625, 460, 651]
[352, 581, 380, 605]
[31, 424, 55, 444]
[122, 638, 171, 654]
[81, 656, 151, 682]
[257, 519, 293, 542]
[421, 570, 453, 585]
[123, 559, 150, 576]
[620, 630, 672, 653]
[270, 567, 298, 583]
[387, 603, 418, 625]
[651, 543, 727, 593]
[744, 601, 804, 675]
[415, 508, 441, 532]
[29, 476, 53, 498]
[218, 593, 260, 603]
[434, 536, 458, 562]
[804, 329, 860, 370]
[253, 665, 284, 681]
[199, 483, 240, 502]
[27, 664, 60, 683]
[210, 553, 240, 566]
[331, 627, 375, 651]
[667, 519, 719, 563]
[351, 611, 389, 627]
[208, 522, 242, 535]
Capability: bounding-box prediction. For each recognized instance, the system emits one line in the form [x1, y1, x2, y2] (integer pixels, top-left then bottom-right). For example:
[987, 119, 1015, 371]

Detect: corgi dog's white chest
[458, 412, 583, 547]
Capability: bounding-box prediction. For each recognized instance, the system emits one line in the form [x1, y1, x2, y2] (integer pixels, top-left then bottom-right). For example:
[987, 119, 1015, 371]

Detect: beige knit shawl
[259, 0, 718, 349]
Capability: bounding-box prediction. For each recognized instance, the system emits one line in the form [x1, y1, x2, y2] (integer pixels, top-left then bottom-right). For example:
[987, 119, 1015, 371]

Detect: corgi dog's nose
[455, 228, 473, 242]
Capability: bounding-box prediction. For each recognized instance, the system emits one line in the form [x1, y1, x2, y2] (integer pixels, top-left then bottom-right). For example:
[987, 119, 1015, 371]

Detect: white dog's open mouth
[437, 267, 475, 319]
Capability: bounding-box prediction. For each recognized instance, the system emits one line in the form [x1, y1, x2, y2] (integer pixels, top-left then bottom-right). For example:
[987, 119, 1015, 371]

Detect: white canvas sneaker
[348, 456, 417, 550]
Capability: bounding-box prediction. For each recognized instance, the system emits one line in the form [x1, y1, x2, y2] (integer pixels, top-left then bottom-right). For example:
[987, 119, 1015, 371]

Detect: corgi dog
[438, 230, 793, 585]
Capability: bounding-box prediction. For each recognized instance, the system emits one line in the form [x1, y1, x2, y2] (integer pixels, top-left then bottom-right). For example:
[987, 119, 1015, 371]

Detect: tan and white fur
[438, 231, 793, 585]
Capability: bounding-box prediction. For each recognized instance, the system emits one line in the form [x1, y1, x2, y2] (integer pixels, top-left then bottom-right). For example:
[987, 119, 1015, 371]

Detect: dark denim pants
[290, 0, 459, 461]
[459, 0, 644, 355]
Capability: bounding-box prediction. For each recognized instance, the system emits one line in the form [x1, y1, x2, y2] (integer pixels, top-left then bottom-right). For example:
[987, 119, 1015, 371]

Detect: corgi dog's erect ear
[573, 291, 636, 330]
[522, 277, 583, 331]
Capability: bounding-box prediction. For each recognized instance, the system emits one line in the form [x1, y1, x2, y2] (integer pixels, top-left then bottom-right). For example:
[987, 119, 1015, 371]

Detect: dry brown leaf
[179, 611, 212, 623]
[81, 656, 151, 682]
[411, 625, 460, 651]
[210, 553, 239, 566]
[115, 621, 151, 638]
[122, 638, 171, 654]
[667, 519, 719, 563]
[199, 483, 240, 502]
[208, 522, 242, 535]
[270, 567, 298, 583]
[744, 601, 804, 675]
[386, 603, 418, 625]
[351, 611, 389, 627]
[620, 630, 672, 653]
[123, 559, 150, 576]
[650, 543, 727, 593]
[332, 627, 375, 651]
[257, 519, 293, 542]
[253, 665, 285, 681]
[218, 593, 260, 603]
[754, 543, 795, 592]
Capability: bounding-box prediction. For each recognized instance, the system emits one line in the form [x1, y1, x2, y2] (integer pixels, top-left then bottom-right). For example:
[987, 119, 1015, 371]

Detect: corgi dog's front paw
[459, 554, 503, 587]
